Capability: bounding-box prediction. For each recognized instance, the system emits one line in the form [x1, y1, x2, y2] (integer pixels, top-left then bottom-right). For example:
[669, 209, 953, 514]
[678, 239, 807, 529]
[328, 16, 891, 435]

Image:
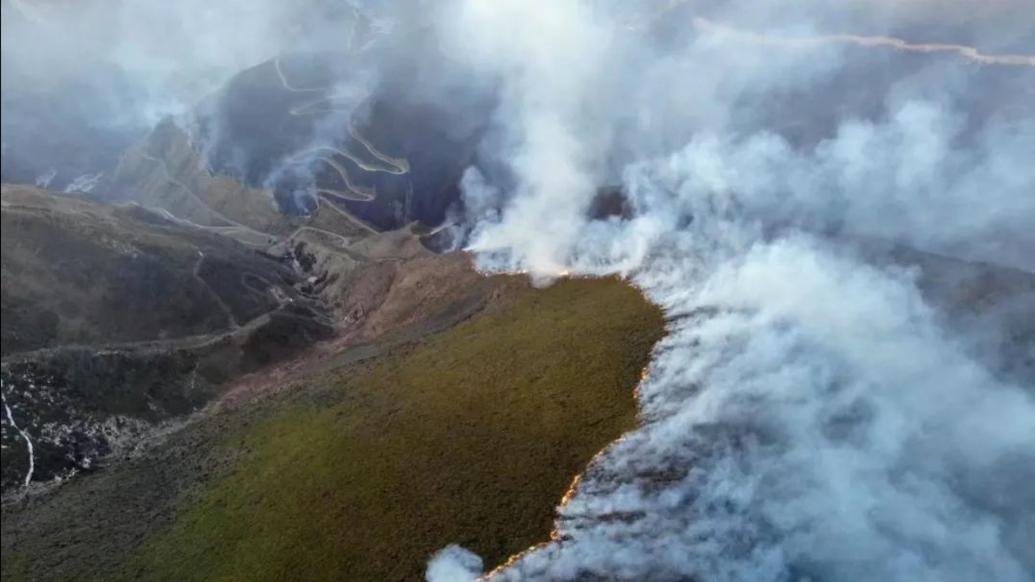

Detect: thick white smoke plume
[427, 545, 484, 582]
[4, 1, 1032, 579]
[1, 0, 393, 123]
[430, 1, 1035, 580]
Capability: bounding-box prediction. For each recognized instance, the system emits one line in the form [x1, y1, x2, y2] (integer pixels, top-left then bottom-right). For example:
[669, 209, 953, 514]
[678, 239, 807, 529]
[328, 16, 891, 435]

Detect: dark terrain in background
[0, 1, 1032, 580]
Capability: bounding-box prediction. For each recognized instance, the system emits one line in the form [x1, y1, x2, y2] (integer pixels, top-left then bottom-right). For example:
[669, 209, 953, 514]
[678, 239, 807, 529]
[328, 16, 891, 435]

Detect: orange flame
[480, 362, 652, 579]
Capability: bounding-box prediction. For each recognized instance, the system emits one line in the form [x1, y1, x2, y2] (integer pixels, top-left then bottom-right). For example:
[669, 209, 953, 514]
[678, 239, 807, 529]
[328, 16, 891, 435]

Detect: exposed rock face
[1, 352, 203, 488]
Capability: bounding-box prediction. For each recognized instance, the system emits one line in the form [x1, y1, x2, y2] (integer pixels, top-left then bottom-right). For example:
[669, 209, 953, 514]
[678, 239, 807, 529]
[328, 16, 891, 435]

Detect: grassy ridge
[136, 277, 664, 581]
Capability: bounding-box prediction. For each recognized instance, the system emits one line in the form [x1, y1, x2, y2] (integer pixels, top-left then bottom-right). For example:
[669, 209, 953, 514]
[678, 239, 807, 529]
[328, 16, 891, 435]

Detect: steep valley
[0, 187, 665, 581]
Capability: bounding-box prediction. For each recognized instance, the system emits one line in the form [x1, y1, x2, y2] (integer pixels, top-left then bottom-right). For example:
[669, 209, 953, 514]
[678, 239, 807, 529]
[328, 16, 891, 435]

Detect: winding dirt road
[271, 55, 412, 206]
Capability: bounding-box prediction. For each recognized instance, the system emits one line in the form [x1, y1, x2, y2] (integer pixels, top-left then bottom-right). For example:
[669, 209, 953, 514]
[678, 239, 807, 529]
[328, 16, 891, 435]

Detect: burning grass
[133, 276, 664, 581]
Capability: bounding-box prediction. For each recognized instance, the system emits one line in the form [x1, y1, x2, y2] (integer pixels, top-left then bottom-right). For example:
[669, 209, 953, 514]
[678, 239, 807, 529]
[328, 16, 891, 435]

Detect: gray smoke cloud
[427, 545, 484, 582]
[4, 1, 1033, 579]
[0, 0, 396, 192]
[427, 0, 1035, 580]
[1, 0, 389, 123]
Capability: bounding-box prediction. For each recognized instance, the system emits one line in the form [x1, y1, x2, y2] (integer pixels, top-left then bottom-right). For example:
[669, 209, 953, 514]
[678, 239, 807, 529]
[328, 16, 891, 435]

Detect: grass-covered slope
[0, 185, 300, 356]
[134, 277, 663, 581]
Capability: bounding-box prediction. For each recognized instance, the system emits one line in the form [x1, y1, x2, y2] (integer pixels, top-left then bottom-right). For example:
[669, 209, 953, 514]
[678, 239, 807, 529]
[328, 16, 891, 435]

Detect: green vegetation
[135, 277, 664, 581]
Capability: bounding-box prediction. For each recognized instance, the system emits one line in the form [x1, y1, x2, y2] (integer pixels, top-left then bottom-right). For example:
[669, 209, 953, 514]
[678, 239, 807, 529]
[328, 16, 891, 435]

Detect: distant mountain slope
[108, 118, 378, 241]
[186, 43, 494, 230]
[1, 185, 297, 354]
[0, 185, 335, 490]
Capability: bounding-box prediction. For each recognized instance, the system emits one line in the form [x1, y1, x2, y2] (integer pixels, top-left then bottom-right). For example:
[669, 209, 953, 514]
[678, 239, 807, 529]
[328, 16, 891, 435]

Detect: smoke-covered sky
[3, 1, 1034, 580]
[0, 0, 490, 224]
[425, 1, 1035, 581]
[0, 0, 396, 118]
[0, 0, 402, 191]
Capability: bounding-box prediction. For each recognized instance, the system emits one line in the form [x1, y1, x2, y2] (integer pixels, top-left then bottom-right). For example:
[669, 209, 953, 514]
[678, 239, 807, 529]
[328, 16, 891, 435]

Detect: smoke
[1, 0, 388, 123]
[254, 60, 383, 212]
[444, 0, 616, 274]
[0, 0, 394, 192]
[427, 545, 484, 582]
[4, 1, 1033, 579]
[426, 1, 1035, 580]
[492, 233, 1035, 581]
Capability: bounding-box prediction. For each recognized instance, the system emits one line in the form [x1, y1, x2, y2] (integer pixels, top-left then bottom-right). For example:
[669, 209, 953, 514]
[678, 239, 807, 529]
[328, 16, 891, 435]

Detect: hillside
[2, 267, 664, 581]
[0, 186, 338, 491]
[1, 185, 303, 354]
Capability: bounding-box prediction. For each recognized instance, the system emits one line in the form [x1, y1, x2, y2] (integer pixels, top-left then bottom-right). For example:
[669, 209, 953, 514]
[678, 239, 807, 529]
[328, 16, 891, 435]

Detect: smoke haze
[1, 0, 399, 192]
[2, 1, 1033, 580]
[428, 1, 1035, 580]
